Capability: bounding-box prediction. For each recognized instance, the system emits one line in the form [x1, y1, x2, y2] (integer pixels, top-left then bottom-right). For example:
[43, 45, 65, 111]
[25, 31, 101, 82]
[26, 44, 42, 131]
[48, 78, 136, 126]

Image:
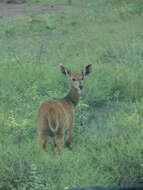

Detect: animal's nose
[79, 85, 83, 90]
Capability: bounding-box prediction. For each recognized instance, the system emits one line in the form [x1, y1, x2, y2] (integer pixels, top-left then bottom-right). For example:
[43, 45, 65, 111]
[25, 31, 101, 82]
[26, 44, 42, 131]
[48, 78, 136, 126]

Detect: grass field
[0, 0, 143, 190]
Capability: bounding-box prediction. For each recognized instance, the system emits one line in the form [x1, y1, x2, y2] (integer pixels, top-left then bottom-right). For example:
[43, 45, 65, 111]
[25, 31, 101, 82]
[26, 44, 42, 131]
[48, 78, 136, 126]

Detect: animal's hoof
[65, 142, 72, 150]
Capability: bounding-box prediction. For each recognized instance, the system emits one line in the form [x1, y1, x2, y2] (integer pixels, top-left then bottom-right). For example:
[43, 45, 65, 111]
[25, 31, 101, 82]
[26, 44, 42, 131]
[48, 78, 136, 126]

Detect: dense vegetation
[0, 0, 143, 189]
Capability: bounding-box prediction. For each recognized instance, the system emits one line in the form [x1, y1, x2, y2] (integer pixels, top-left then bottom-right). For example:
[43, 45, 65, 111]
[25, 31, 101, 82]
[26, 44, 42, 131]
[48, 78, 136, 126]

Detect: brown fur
[37, 64, 92, 154]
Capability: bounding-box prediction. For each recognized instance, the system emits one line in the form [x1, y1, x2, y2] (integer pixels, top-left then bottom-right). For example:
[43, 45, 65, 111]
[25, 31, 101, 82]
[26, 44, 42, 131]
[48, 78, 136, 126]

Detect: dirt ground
[0, 2, 67, 17]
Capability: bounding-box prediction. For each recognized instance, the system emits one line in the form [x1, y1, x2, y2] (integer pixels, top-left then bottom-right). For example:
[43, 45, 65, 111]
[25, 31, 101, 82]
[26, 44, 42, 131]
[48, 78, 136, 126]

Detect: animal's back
[38, 99, 74, 134]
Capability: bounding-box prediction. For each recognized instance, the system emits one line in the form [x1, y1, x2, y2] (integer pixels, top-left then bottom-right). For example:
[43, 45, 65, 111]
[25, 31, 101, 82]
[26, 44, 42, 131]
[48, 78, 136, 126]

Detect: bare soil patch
[0, 2, 67, 17]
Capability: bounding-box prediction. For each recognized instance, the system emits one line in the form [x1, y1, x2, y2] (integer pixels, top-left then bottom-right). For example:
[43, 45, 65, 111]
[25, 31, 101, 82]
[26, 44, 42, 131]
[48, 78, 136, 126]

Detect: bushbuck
[37, 64, 92, 154]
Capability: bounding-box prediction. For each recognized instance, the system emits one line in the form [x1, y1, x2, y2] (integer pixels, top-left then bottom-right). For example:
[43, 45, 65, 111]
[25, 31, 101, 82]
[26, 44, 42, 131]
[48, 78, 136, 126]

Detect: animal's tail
[47, 108, 59, 133]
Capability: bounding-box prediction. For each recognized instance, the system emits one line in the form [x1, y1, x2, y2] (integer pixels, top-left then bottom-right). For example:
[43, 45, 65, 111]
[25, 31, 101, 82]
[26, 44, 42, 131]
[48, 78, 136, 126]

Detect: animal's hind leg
[65, 129, 72, 149]
[38, 116, 48, 152]
[54, 130, 64, 154]
[38, 133, 48, 152]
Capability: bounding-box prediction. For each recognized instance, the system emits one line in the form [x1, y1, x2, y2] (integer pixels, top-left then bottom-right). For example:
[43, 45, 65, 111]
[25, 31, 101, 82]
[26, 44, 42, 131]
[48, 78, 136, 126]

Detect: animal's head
[60, 64, 92, 93]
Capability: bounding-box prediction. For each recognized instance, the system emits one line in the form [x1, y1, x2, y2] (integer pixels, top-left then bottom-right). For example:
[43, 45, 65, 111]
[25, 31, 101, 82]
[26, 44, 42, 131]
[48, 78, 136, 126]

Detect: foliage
[0, 0, 143, 190]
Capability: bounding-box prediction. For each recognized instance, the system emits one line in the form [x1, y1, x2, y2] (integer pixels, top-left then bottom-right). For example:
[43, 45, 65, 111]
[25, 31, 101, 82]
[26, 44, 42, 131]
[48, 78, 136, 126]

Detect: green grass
[0, 0, 143, 190]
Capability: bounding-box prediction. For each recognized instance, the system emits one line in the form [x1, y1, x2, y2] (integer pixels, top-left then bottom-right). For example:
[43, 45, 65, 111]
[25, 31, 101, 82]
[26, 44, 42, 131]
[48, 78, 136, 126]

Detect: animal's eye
[72, 78, 76, 81]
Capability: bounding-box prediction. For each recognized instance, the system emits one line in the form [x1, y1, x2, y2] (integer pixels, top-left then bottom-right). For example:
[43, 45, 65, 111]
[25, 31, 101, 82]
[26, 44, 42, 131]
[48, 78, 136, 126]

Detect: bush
[0, 0, 143, 189]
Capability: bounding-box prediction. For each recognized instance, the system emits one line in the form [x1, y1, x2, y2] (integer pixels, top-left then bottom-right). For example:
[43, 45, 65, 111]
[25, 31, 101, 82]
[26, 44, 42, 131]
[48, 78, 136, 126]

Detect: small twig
[36, 43, 44, 78]
[68, 0, 72, 5]
[8, 46, 22, 66]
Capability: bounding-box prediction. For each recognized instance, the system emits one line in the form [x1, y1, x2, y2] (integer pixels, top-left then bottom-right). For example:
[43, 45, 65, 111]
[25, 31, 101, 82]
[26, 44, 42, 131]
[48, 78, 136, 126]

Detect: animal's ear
[60, 65, 71, 76]
[82, 64, 92, 76]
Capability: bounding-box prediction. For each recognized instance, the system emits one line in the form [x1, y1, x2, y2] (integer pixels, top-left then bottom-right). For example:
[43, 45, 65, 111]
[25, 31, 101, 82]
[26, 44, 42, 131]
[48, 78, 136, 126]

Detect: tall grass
[0, 0, 143, 189]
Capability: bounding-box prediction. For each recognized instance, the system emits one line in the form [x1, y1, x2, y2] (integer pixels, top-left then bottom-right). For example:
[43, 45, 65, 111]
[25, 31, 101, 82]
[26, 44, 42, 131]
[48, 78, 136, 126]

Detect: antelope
[37, 64, 92, 154]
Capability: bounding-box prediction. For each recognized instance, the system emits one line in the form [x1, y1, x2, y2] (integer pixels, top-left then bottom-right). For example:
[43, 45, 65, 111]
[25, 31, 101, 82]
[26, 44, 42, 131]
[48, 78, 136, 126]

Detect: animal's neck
[64, 86, 80, 106]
